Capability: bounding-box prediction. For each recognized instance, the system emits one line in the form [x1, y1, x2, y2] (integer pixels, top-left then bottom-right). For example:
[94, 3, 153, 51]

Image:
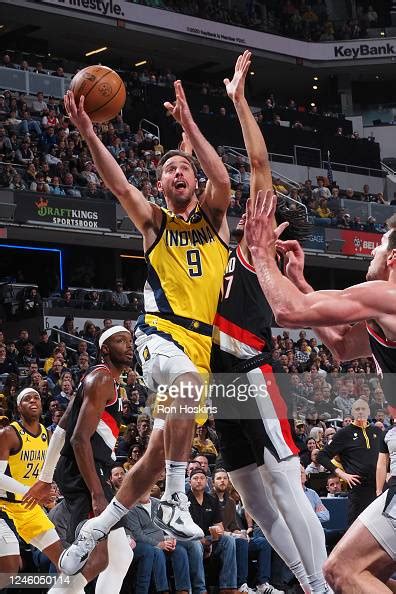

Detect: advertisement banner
[302, 227, 325, 252]
[38, 0, 396, 63]
[339, 229, 382, 256]
[14, 193, 117, 232]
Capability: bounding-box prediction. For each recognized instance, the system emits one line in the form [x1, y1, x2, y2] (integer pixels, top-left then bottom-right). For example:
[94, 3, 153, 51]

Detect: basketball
[70, 65, 126, 123]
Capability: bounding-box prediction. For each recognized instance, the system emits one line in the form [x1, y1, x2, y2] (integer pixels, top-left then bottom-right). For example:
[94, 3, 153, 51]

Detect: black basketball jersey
[61, 364, 123, 465]
[366, 322, 396, 410]
[211, 244, 273, 372]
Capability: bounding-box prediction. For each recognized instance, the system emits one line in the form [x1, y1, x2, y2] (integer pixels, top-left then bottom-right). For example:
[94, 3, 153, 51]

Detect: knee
[323, 552, 347, 591]
[221, 534, 236, 552]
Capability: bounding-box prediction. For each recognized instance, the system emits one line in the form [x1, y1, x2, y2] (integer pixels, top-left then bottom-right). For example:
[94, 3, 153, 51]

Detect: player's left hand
[164, 81, 193, 128]
[180, 131, 193, 155]
[276, 239, 305, 284]
[245, 190, 289, 258]
[22, 480, 52, 510]
[223, 50, 251, 104]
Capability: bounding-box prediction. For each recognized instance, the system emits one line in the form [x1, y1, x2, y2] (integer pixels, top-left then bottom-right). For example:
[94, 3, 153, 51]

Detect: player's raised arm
[277, 238, 372, 360]
[64, 91, 162, 240]
[245, 190, 396, 328]
[164, 81, 230, 219]
[224, 50, 272, 199]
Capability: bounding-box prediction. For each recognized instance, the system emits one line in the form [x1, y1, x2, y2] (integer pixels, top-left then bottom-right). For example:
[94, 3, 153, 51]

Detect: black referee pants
[348, 483, 377, 526]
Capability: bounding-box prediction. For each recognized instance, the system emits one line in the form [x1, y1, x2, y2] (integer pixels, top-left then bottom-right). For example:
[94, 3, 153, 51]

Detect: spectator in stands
[46, 407, 64, 432]
[318, 399, 379, 525]
[55, 376, 74, 408]
[15, 140, 33, 165]
[305, 449, 327, 474]
[85, 290, 101, 310]
[52, 66, 65, 77]
[0, 344, 18, 375]
[192, 422, 218, 457]
[116, 423, 139, 457]
[315, 198, 332, 220]
[333, 383, 355, 418]
[123, 443, 143, 472]
[63, 172, 81, 197]
[109, 465, 125, 493]
[188, 468, 238, 592]
[299, 437, 318, 467]
[326, 475, 342, 498]
[111, 281, 129, 309]
[16, 341, 38, 367]
[9, 171, 27, 191]
[19, 110, 41, 137]
[49, 176, 65, 196]
[32, 92, 47, 116]
[136, 413, 151, 449]
[59, 289, 74, 308]
[312, 178, 331, 200]
[300, 466, 329, 523]
[35, 329, 55, 359]
[126, 486, 206, 594]
[2, 54, 16, 69]
[70, 353, 89, 385]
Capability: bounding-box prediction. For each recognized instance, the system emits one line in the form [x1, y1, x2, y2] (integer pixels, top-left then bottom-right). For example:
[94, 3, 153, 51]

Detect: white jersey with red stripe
[61, 364, 122, 465]
[211, 245, 300, 460]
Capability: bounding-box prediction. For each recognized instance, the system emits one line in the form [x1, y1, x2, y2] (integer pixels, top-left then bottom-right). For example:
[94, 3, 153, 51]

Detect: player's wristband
[39, 425, 66, 483]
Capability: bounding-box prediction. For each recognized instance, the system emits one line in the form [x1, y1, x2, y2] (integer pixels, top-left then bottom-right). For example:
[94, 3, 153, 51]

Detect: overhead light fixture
[313, 85, 318, 90]
[250, 71, 255, 76]
[310, 102, 316, 107]
[313, 76, 318, 81]
[0, 25, 5, 30]
[380, 30, 385, 37]
[135, 60, 147, 67]
[85, 46, 108, 57]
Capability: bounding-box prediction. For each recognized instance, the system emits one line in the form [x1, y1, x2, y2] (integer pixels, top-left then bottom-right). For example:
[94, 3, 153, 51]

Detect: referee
[317, 399, 380, 525]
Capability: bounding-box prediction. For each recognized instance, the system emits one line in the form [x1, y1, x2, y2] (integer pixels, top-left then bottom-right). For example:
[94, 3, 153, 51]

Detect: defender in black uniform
[24, 326, 134, 593]
[243, 189, 396, 591]
[210, 51, 330, 594]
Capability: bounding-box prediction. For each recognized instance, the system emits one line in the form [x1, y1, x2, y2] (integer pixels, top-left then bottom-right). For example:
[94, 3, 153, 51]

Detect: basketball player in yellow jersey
[0, 388, 98, 592]
[63, 81, 229, 549]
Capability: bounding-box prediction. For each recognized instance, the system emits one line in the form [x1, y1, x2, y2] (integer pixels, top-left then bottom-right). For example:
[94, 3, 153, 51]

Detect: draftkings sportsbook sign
[14, 193, 116, 232]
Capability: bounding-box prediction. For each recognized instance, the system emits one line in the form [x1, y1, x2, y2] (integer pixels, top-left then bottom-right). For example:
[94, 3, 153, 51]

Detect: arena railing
[139, 118, 161, 144]
[0, 67, 71, 99]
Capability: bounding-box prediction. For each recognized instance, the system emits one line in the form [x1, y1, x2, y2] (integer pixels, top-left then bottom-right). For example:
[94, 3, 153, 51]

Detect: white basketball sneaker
[154, 492, 204, 540]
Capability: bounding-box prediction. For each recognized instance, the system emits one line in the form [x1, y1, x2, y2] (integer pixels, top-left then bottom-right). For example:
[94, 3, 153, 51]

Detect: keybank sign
[334, 42, 396, 59]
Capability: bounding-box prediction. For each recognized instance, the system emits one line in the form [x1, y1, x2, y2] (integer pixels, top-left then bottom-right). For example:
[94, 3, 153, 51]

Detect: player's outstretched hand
[245, 189, 289, 258]
[276, 239, 305, 286]
[223, 50, 251, 104]
[337, 470, 361, 489]
[180, 131, 193, 156]
[64, 90, 94, 137]
[22, 480, 52, 510]
[164, 81, 193, 128]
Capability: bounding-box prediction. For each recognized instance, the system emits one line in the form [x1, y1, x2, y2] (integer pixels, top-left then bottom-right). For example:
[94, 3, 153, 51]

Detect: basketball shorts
[0, 500, 55, 546]
[359, 489, 396, 561]
[214, 355, 299, 471]
[135, 313, 212, 424]
[55, 456, 125, 543]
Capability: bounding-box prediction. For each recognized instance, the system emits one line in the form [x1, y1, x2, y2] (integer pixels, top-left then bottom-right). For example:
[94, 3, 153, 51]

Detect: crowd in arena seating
[135, 0, 387, 42]
[0, 69, 390, 234]
[0, 315, 392, 591]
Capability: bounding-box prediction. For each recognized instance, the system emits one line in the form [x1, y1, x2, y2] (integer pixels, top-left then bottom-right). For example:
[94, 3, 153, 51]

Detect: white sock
[95, 528, 133, 593]
[48, 573, 87, 594]
[88, 497, 129, 534]
[163, 460, 187, 499]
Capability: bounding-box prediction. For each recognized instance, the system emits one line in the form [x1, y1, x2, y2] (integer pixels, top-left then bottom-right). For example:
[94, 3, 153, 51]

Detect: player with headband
[24, 326, 134, 593]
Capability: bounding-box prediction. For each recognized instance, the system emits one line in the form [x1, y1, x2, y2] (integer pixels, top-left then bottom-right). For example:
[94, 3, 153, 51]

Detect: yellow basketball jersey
[0, 421, 48, 502]
[144, 206, 228, 325]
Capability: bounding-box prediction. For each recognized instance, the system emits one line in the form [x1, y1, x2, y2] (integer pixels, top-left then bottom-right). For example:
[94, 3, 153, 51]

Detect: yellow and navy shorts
[135, 313, 212, 424]
[0, 500, 55, 544]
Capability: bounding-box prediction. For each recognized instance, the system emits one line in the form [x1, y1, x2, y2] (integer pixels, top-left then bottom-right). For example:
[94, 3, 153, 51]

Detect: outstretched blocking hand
[245, 189, 289, 258]
[64, 90, 94, 138]
[276, 239, 305, 286]
[164, 80, 193, 129]
[223, 49, 251, 104]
